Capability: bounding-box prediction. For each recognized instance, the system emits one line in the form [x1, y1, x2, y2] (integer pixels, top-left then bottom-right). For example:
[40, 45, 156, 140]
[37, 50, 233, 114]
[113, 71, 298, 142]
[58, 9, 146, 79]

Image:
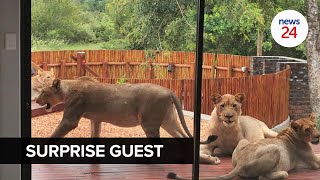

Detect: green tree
[203, 1, 263, 54]
[32, 0, 96, 43]
[114, 0, 195, 50]
[81, 0, 106, 12]
[31, 0, 309, 59]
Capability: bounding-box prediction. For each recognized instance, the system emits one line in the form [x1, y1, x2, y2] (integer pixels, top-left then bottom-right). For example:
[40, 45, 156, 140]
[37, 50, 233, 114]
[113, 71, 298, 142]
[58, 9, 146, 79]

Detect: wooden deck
[32, 101, 64, 117]
[32, 145, 320, 180]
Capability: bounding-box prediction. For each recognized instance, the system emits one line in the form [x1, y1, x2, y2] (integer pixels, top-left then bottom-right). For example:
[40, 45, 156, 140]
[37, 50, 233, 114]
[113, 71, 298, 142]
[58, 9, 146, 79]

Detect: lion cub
[199, 93, 278, 164]
[168, 113, 320, 180]
[31, 69, 55, 101]
[226, 113, 320, 179]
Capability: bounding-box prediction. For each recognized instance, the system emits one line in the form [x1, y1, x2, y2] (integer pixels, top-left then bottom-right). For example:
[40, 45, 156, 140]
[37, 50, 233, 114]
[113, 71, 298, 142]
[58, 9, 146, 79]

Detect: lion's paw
[207, 155, 221, 165]
[31, 96, 37, 101]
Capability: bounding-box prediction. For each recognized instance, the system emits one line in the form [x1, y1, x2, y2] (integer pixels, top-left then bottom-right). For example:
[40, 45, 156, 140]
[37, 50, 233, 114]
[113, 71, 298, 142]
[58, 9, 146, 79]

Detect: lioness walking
[36, 78, 192, 138]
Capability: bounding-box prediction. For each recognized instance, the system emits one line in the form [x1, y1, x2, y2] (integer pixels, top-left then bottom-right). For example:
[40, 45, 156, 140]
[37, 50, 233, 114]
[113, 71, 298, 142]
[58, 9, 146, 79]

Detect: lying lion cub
[31, 69, 55, 101]
[168, 113, 320, 180]
[36, 78, 192, 138]
[199, 93, 278, 164]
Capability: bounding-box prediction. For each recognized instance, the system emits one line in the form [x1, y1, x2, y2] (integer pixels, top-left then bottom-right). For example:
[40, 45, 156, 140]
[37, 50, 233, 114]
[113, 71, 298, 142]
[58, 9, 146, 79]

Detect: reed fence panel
[94, 67, 290, 127]
[32, 50, 250, 79]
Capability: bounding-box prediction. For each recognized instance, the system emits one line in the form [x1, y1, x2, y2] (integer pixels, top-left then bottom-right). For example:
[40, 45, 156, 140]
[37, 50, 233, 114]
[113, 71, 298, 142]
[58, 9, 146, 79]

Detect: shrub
[31, 35, 65, 50]
[101, 39, 130, 50]
[116, 75, 127, 85]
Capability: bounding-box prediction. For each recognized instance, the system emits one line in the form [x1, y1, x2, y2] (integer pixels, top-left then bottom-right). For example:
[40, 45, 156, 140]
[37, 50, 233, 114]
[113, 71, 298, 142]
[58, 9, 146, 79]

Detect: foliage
[101, 39, 130, 50]
[31, 35, 66, 50]
[32, 0, 94, 43]
[116, 74, 127, 84]
[203, 1, 263, 54]
[80, 0, 106, 12]
[31, 0, 310, 59]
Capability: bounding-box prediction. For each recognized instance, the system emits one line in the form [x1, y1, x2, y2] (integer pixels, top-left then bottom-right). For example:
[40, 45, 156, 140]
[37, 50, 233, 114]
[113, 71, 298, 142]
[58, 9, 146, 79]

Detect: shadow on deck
[32, 146, 320, 180]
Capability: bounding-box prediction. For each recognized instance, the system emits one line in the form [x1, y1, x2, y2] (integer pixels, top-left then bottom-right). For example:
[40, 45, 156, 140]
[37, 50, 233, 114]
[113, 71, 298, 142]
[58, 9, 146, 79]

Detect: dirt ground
[32, 112, 211, 140]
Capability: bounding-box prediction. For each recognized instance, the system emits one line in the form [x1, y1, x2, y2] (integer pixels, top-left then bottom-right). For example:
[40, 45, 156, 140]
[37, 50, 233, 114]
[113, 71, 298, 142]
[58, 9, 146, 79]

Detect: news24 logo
[271, 10, 308, 47]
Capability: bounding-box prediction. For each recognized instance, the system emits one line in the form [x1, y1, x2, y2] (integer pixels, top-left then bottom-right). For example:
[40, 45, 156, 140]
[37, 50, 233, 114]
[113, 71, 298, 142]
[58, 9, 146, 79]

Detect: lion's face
[38, 69, 55, 87]
[211, 93, 245, 127]
[291, 113, 320, 145]
[36, 79, 63, 112]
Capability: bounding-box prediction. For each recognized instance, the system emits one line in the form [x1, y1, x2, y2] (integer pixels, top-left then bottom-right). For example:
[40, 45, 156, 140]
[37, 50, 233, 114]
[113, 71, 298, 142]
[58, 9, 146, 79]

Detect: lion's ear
[309, 112, 317, 122]
[52, 79, 61, 89]
[291, 121, 300, 131]
[211, 94, 222, 104]
[38, 70, 43, 76]
[235, 93, 246, 103]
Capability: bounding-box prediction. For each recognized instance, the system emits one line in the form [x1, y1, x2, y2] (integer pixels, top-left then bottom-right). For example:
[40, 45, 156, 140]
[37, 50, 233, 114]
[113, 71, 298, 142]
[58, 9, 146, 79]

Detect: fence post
[77, 52, 86, 77]
[180, 80, 184, 106]
[244, 67, 249, 76]
[168, 62, 175, 79]
[42, 62, 48, 71]
[146, 61, 153, 79]
[286, 65, 290, 69]
[227, 60, 232, 77]
[190, 62, 195, 79]
[60, 60, 66, 79]
[125, 62, 130, 78]
[83, 60, 86, 76]
[102, 61, 108, 80]
[211, 65, 215, 78]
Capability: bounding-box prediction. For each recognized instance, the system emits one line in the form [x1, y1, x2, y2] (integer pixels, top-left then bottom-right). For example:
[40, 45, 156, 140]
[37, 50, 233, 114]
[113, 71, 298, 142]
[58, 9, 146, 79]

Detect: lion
[198, 93, 278, 164]
[31, 69, 55, 101]
[35, 78, 192, 138]
[168, 113, 320, 180]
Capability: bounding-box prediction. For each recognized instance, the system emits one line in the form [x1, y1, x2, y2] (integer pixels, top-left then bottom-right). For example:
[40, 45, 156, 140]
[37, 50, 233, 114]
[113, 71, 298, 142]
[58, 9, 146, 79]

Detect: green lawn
[32, 42, 106, 51]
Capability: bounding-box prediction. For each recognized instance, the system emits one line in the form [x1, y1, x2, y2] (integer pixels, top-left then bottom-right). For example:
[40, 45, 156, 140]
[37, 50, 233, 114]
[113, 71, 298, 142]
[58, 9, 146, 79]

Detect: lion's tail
[167, 172, 192, 180]
[206, 166, 241, 180]
[170, 92, 193, 138]
[167, 166, 240, 180]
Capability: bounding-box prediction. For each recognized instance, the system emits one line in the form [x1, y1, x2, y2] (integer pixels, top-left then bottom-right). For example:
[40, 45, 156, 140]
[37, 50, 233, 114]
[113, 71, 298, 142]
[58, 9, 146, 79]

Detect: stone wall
[251, 56, 312, 120]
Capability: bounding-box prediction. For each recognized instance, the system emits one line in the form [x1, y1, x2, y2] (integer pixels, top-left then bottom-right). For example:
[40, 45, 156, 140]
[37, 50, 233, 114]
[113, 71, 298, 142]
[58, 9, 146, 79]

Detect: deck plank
[31, 101, 64, 117]
[32, 145, 320, 179]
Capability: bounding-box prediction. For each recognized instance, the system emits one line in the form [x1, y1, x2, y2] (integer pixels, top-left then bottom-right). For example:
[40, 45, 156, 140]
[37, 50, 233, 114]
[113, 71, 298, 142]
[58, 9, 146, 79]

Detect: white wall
[0, 0, 21, 179]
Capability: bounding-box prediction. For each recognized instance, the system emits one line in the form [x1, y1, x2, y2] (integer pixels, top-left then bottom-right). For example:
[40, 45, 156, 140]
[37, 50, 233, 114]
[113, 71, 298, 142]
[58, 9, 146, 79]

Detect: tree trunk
[306, 0, 320, 115]
[256, 29, 263, 56]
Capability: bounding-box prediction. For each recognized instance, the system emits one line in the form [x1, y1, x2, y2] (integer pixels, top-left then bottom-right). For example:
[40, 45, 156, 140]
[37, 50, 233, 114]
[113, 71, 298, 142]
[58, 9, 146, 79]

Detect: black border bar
[20, 0, 31, 179]
[193, 0, 205, 180]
